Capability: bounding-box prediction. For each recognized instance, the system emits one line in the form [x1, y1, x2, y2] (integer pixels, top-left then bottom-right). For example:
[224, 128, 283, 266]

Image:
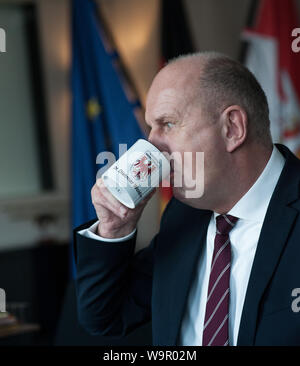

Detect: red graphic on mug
[130, 155, 157, 181]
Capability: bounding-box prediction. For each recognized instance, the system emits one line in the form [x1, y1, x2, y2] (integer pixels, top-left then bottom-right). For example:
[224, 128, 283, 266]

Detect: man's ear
[220, 105, 247, 152]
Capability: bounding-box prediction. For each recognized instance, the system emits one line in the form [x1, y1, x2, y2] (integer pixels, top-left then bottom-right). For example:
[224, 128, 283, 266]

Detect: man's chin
[172, 188, 188, 203]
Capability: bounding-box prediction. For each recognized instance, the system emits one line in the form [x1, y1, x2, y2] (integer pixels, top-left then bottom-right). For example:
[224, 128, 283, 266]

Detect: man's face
[145, 67, 227, 208]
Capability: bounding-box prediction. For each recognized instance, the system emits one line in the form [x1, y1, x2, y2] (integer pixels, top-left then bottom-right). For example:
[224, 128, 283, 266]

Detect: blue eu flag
[71, 0, 144, 276]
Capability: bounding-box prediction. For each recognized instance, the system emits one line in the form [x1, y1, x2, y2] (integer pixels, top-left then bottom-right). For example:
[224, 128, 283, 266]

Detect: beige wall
[0, 0, 299, 250]
[186, 0, 251, 58]
[99, 0, 161, 105]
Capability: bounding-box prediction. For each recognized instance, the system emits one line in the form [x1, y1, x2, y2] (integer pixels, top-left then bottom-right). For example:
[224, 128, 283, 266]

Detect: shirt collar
[214, 145, 285, 223]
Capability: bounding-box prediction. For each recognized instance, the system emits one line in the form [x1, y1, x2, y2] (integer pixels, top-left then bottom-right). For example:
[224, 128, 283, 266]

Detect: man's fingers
[94, 180, 129, 218]
[95, 178, 155, 216]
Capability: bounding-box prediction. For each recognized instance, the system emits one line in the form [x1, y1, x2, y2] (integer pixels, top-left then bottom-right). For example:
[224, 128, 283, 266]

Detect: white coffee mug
[101, 139, 170, 209]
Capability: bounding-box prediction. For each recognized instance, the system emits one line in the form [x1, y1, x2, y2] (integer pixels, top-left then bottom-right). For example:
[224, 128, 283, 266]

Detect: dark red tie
[202, 214, 238, 346]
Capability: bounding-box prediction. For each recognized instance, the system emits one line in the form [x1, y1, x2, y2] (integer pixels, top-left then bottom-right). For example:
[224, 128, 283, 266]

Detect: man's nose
[148, 132, 169, 155]
[148, 129, 162, 150]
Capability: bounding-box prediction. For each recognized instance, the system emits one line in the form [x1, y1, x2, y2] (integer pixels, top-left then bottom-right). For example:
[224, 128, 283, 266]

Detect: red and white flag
[243, 0, 300, 157]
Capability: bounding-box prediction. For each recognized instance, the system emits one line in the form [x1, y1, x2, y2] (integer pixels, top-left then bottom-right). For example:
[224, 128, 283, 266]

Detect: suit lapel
[237, 145, 300, 345]
[157, 204, 211, 345]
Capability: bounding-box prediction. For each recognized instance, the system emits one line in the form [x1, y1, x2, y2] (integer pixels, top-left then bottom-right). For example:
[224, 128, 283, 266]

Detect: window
[0, 4, 53, 199]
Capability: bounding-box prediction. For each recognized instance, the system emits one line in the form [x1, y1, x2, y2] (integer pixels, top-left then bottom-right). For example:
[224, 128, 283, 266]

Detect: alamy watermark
[291, 288, 300, 313]
[96, 144, 205, 199]
[0, 28, 6, 53]
[0, 288, 6, 312]
[291, 28, 300, 53]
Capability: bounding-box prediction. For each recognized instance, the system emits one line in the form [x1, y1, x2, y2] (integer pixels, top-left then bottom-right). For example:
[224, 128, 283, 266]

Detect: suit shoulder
[160, 197, 211, 229]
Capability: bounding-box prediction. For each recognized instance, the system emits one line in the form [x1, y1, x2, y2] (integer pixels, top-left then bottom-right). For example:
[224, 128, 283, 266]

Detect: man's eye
[165, 122, 174, 129]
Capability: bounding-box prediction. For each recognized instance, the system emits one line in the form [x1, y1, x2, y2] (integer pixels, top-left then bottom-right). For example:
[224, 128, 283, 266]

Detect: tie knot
[216, 214, 238, 235]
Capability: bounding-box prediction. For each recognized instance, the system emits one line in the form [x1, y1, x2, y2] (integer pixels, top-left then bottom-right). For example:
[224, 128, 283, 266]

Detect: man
[73, 52, 300, 346]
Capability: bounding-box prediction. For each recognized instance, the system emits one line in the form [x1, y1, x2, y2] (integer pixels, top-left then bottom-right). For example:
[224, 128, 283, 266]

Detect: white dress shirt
[79, 220, 136, 242]
[79, 145, 285, 346]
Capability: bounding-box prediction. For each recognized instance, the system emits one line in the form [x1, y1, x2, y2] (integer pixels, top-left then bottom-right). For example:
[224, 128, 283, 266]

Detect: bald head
[145, 55, 204, 130]
[147, 54, 205, 105]
[147, 52, 272, 147]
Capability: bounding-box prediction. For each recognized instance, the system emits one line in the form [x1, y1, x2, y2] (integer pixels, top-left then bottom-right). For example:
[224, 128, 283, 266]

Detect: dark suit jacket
[73, 144, 300, 346]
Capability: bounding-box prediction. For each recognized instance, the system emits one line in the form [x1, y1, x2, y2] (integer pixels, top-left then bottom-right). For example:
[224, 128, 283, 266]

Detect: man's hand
[91, 178, 156, 239]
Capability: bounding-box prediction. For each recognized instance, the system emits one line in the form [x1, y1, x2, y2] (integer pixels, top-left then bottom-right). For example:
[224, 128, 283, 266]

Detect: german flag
[159, 0, 195, 215]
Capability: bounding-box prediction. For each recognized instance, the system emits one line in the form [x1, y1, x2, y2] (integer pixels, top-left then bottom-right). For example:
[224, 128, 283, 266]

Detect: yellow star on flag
[86, 98, 101, 120]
